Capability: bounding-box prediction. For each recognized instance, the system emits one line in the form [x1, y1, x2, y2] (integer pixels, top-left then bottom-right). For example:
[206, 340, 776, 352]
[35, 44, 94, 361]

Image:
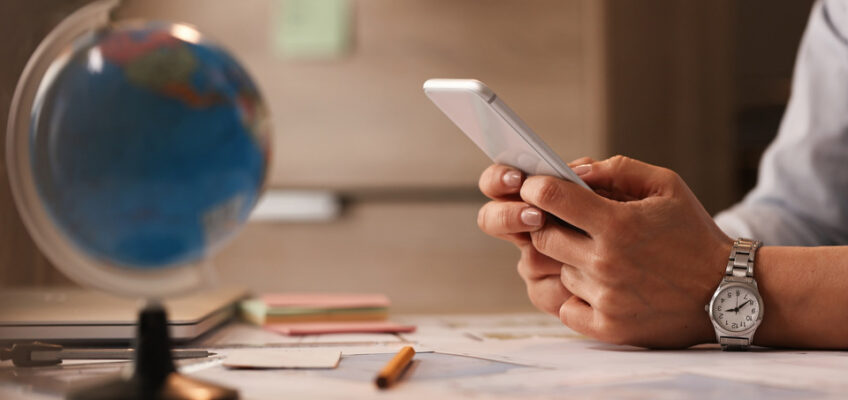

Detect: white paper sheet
[223, 349, 341, 369]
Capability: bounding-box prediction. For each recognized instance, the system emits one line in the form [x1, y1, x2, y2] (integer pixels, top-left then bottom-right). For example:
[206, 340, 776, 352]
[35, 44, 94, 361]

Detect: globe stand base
[67, 302, 237, 400]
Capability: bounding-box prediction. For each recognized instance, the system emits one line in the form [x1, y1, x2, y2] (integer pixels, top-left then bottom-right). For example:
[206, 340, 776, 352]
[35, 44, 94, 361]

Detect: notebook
[0, 286, 248, 344]
[240, 293, 391, 325]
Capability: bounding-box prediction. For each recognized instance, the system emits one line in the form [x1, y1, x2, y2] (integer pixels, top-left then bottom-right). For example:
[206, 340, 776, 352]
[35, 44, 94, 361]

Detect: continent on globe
[101, 30, 221, 108]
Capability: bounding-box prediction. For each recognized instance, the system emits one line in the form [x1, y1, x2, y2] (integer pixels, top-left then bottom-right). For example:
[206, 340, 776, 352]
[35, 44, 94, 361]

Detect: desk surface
[2, 313, 846, 399]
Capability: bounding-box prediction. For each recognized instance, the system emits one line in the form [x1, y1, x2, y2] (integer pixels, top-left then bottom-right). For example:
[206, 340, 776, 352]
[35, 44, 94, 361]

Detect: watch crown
[704, 304, 709, 312]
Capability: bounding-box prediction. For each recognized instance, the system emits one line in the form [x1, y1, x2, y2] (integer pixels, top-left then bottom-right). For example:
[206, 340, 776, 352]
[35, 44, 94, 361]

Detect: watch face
[711, 285, 761, 332]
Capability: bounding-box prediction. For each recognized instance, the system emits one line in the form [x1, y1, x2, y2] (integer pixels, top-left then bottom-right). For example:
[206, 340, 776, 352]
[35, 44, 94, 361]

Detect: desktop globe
[32, 21, 269, 267]
[6, 4, 270, 398]
[8, 19, 270, 297]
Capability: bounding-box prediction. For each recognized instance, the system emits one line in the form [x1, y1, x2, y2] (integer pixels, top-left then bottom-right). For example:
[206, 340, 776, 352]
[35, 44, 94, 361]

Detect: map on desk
[2, 313, 846, 399]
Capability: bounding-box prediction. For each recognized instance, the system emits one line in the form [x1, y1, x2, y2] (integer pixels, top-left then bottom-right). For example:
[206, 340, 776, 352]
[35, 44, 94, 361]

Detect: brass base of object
[68, 302, 237, 400]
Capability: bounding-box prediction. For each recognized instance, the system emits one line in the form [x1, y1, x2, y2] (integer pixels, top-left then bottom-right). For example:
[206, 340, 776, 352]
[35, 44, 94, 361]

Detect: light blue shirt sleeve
[715, 0, 848, 246]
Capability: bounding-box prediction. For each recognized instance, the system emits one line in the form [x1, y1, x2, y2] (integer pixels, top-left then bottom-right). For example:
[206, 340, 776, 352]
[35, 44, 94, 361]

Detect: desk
[2, 313, 846, 399]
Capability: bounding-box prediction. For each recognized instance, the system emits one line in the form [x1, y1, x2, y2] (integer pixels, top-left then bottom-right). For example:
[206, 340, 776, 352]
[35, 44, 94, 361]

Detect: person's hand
[520, 156, 732, 348]
[477, 158, 594, 316]
[478, 156, 733, 348]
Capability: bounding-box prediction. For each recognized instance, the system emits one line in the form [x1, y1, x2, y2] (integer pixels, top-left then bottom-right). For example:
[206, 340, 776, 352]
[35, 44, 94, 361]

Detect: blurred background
[0, 0, 815, 312]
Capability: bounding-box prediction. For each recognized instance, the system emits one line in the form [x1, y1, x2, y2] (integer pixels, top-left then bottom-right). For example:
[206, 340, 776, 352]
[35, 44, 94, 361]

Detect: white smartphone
[423, 79, 590, 190]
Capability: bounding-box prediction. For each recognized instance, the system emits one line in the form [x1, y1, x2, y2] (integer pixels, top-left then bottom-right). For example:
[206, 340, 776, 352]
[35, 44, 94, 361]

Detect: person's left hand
[477, 158, 595, 316]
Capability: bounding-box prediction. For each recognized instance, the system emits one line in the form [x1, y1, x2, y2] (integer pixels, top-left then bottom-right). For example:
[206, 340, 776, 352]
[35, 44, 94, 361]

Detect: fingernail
[573, 164, 591, 176]
[520, 208, 543, 226]
[502, 170, 523, 188]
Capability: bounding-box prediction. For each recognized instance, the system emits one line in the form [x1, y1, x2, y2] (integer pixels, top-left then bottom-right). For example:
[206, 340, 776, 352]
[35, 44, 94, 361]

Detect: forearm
[715, 203, 844, 247]
[752, 246, 848, 349]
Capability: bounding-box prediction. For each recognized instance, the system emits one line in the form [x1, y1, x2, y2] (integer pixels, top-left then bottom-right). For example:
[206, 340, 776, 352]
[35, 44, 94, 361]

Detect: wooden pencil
[375, 346, 415, 389]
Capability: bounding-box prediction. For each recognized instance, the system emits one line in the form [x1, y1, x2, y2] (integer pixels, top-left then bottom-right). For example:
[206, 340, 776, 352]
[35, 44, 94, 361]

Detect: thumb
[577, 156, 680, 200]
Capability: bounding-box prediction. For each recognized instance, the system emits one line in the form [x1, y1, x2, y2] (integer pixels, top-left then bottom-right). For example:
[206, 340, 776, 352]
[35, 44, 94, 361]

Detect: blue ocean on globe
[29, 23, 270, 269]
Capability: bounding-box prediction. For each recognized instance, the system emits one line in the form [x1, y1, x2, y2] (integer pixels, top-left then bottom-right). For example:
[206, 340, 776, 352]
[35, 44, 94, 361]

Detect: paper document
[223, 349, 341, 369]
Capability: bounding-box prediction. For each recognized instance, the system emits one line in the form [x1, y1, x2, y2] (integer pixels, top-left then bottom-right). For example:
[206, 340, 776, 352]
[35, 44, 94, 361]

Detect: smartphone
[423, 79, 590, 190]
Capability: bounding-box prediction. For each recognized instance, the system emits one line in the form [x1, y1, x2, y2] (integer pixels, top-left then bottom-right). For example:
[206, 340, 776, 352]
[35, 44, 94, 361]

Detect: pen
[375, 346, 415, 389]
[1, 342, 214, 367]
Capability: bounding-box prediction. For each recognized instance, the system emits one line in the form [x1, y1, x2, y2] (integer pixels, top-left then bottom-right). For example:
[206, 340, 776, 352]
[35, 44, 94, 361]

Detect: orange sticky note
[261, 293, 391, 309]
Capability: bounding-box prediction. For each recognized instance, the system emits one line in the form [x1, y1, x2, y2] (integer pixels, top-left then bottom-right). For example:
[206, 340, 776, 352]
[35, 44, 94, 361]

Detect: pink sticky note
[265, 321, 416, 336]
[261, 293, 391, 309]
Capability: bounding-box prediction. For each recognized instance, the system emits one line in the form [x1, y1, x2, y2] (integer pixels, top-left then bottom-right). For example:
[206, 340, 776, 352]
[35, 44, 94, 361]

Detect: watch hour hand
[727, 301, 747, 313]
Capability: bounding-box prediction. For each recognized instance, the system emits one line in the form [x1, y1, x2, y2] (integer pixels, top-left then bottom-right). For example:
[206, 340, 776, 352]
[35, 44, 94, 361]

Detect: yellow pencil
[375, 346, 415, 389]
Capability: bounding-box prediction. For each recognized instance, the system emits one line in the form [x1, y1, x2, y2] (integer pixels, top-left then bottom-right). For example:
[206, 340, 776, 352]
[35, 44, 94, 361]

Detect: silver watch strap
[720, 238, 762, 351]
[725, 238, 760, 279]
[719, 336, 751, 349]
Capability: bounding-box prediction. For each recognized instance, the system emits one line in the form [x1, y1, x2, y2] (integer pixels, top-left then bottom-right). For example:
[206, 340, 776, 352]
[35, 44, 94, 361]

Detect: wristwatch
[705, 238, 764, 351]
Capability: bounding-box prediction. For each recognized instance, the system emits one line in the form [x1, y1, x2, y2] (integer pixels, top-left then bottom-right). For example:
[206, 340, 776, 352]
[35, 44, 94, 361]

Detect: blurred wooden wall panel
[214, 202, 533, 313]
[119, 0, 604, 189]
[601, 0, 735, 214]
[0, 0, 88, 287]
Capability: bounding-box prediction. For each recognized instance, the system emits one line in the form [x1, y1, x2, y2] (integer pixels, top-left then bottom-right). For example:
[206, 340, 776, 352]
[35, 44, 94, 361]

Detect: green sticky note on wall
[272, 0, 352, 59]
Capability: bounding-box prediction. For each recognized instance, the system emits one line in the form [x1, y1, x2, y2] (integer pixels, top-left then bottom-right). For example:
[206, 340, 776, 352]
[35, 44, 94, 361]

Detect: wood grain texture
[212, 201, 534, 313]
[0, 0, 88, 287]
[601, 0, 735, 214]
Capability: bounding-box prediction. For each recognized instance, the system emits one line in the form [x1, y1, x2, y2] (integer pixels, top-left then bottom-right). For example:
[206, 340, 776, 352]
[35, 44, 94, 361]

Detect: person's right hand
[477, 158, 593, 316]
[480, 156, 731, 348]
